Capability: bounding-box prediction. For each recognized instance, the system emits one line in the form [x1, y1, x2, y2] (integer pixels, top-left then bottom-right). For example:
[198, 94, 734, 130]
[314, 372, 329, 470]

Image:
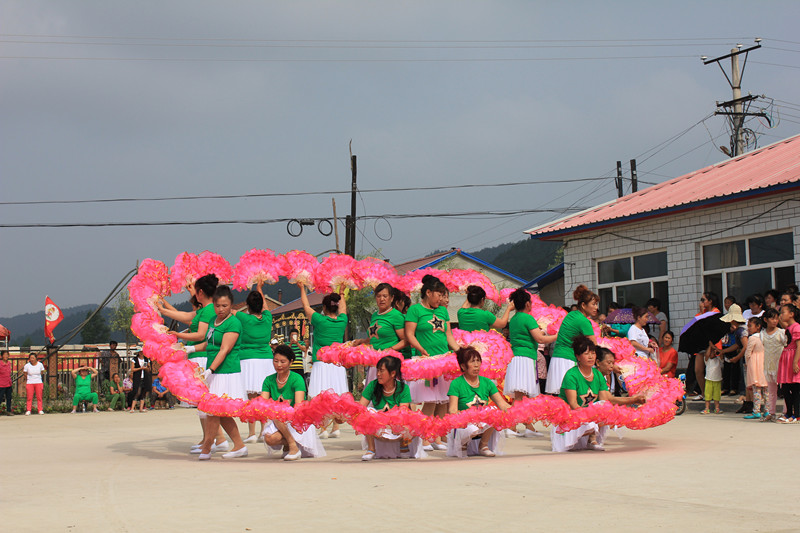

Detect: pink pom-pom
[352, 257, 400, 289]
[197, 251, 234, 284]
[283, 250, 319, 288]
[232, 248, 286, 290]
[396, 267, 446, 294]
[170, 252, 199, 293]
[315, 254, 359, 293]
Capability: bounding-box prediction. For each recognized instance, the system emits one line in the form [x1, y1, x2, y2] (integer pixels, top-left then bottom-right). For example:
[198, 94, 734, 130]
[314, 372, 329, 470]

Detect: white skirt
[308, 361, 349, 397]
[199, 372, 246, 417]
[360, 435, 427, 459]
[262, 421, 327, 458]
[551, 423, 608, 452]
[409, 377, 451, 404]
[545, 357, 576, 394]
[241, 358, 275, 394]
[446, 422, 504, 458]
[504, 356, 540, 397]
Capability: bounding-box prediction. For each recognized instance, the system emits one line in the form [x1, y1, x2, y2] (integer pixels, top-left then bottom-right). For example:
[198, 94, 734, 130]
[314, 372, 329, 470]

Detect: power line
[0, 178, 612, 206]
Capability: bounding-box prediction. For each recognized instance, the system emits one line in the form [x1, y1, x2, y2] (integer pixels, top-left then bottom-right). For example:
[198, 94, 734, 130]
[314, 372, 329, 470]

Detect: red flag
[44, 296, 64, 344]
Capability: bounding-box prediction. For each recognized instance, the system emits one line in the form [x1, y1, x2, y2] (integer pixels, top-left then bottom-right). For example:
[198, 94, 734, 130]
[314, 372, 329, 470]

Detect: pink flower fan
[397, 267, 446, 294]
[352, 257, 400, 289]
[283, 250, 319, 288]
[233, 248, 285, 290]
[197, 251, 234, 284]
[315, 254, 359, 293]
[452, 328, 513, 380]
[492, 287, 516, 305]
[527, 293, 567, 335]
[445, 269, 494, 295]
[170, 252, 199, 293]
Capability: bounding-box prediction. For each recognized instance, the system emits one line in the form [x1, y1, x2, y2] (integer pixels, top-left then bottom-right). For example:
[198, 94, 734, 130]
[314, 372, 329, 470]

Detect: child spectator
[659, 331, 678, 379]
[743, 317, 768, 419]
[702, 343, 723, 414]
[760, 308, 786, 422]
[777, 304, 800, 423]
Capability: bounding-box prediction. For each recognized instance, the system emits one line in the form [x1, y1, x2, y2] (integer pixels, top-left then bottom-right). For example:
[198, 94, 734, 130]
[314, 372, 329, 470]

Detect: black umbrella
[678, 312, 730, 354]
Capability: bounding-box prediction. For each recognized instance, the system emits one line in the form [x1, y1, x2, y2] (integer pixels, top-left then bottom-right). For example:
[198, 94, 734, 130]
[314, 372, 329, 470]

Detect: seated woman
[552, 335, 645, 452]
[107, 372, 126, 411]
[358, 355, 425, 461]
[446, 347, 511, 458]
[70, 366, 100, 413]
[260, 344, 326, 461]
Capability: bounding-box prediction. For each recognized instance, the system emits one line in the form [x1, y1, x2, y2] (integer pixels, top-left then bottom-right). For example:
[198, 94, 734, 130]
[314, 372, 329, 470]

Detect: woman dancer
[546, 285, 599, 394]
[186, 286, 248, 459]
[457, 285, 511, 332]
[235, 282, 274, 443]
[405, 274, 461, 450]
[504, 288, 557, 436]
[447, 347, 511, 458]
[552, 336, 644, 452]
[354, 283, 406, 382]
[261, 344, 325, 461]
[163, 274, 227, 452]
[299, 283, 348, 438]
[358, 355, 424, 460]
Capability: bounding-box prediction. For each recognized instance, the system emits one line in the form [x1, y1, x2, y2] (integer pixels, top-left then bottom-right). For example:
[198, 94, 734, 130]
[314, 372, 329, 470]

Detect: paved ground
[2, 398, 797, 533]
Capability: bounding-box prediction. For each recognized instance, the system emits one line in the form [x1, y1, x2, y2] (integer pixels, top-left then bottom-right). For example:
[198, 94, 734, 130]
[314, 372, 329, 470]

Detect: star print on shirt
[465, 394, 487, 408]
[368, 322, 380, 338]
[580, 390, 596, 406]
[428, 313, 445, 332]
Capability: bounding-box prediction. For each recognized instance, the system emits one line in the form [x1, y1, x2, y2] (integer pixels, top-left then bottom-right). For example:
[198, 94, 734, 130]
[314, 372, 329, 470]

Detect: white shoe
[39, 410, 45, 415]
[479, 447, 496, 457]
[214, 440, 230, 452]
[284, 450, 302, 461]
[222, 447, 248, 459]
[243, 434, 258, 444]
[588, 443, 605, 451]
[504, 429, 520, 437]
[256, 435, 264, 443]
[198, 453, 211, 461]
[431, 442, 447, 451]
[329, 429, 341, 439]
[319, 430, 329, 439]
[422, 444, 433, 451]
[25, 411, 31, 416]
[361, 450, 376, 461]
[190, 444, 202, 451]
[524, 429, 544, 438]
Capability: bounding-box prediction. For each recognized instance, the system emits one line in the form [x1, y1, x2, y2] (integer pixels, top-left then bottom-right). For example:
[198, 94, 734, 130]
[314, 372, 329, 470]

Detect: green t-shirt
[457, 307, 497, 332]
[552, 311, 595, 362]
[447, 375, 498, 411]
[509, 312, 541, 359]
[205, 314, 242, 374]
[362, 379, 412, 410]
[261, 371, 306, 406]
[558, 366, 609, 407]
[368, 308, 405, 351]
[405, 304, 450, 356]
[311, 312, 348, 363]
[75, 374, 92, 395]
[187, 303, 216, 361]
[235, 311, 273, 360]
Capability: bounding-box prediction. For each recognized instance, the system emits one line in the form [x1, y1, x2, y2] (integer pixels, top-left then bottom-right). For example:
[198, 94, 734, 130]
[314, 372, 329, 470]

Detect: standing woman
[404, 274, 461, 450]
[298, 283, 348, 438]
[165, 274, 227, 452]
[187, 285, 248, 459]
[687, 291, 721, 400]
[354, 283, 407, 382]
[261, 344, 325, 461]
[393, 289, 414, 360]
[546, 285, 599, 394]
[457, 285, 511, 332]
[128, 349, 152, 413]
[23, 353, 46, 415]
[505, 288, 557, 436]
[235, 281, 275, 443]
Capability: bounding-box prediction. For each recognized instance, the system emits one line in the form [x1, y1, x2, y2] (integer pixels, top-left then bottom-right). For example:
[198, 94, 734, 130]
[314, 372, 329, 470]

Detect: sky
[2, 1, 800, 316]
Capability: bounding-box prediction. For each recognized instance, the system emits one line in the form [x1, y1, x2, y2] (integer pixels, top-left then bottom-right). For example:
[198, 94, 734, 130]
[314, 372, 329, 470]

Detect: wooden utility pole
[345, 143, 357, 257]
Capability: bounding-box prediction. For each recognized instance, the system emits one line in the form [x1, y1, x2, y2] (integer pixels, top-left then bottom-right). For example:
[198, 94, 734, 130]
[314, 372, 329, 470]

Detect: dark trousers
[0, 386, 11, 412]
[722, 359, 741, 393]
[782, 383, 800, 418]
[685, 354, 701, 395]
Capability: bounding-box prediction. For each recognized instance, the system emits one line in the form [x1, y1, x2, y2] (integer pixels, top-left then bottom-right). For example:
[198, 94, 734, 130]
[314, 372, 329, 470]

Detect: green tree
[345, 287, 376, 338]
[21, 337, 32, 349]
[81, 311, 111, 344]
[110, 289, 135, 345]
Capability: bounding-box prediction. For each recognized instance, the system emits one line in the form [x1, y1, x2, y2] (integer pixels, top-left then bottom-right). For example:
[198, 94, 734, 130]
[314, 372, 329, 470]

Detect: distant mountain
[484, 238, 563, 281]
[1, 304, 110, 346]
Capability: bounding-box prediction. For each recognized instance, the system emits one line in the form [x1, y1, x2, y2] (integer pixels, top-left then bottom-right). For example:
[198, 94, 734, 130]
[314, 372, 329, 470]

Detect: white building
[524, 133, 800, 345]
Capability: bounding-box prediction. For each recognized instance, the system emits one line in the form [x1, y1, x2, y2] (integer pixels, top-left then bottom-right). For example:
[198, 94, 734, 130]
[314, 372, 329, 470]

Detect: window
[597, 251, 669, 313]
[702, 232, 795, 301]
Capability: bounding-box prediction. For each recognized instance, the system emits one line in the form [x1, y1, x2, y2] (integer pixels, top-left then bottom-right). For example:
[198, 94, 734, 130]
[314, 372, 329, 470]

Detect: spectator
[742, 294, 765, 322]
[70, 366, 100, 413]
[128, 350, 151, 413]
[0, 350, 13, 415]
[659, 331, 678, 379]
[23, 353, 45, 415]
[100, 340, 120, 382]
[287, 329, 307, 381]
[107, 372, 126, 411]
[151, 374, 174, 409]
[646, 298, 669, 344]
[765, 289, 780, 310]
[628, 306, 658, 360]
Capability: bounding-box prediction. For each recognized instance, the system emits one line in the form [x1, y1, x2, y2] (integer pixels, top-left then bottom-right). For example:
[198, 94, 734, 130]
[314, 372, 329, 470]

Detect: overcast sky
[2, 1, 800, 316]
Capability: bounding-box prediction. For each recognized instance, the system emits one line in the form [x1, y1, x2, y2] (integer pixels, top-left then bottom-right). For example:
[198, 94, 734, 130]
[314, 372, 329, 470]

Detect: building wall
[561, 193, 800, 356]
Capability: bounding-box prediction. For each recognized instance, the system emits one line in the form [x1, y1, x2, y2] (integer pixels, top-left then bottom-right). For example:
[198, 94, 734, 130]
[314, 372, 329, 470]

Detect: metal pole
[616, 161, 624, 198]
[731, 49, 744, 156]
[630, 159, 638, 193]
[348, 154, 357, 257]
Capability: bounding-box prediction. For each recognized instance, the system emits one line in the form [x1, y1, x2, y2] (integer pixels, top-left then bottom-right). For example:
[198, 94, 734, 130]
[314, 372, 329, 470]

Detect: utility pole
[615, 161, 624, 198]
[702, 39, 767, 157]
[344, 142, 357, 257]
[630, 159, 638, 193]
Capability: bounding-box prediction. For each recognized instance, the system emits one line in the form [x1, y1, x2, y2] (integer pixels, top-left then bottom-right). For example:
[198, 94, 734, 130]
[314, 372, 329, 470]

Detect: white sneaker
[222, 447, 248, 459]
[361, 450, 376, 461]
[214, 440, 230, 452]
[329, 429, 341, 439]
[242, 434, 258, 444]
[524, 429, 544, 438]
[319, 430, 329, 439]
[38, 411, 44, 415]
[25, 411, 31, 416]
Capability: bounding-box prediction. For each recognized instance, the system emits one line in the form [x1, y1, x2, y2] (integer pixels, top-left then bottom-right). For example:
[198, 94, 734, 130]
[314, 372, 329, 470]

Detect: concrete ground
[2, 398, 797, 533]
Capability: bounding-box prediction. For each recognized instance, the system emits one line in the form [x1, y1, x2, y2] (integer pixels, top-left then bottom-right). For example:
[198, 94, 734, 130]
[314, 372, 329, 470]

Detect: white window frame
[596, 250, 668, 304]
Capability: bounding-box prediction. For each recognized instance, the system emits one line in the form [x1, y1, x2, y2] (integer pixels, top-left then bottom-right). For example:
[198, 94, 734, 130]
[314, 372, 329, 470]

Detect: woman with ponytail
[546, 284, 599, 394]
[457, 285, 511, 332]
